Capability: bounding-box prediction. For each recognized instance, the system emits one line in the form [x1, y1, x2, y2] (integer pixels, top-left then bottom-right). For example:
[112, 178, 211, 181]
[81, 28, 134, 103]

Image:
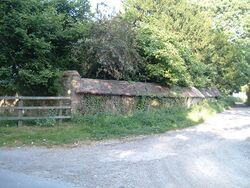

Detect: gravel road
[0, 107, 250, 188]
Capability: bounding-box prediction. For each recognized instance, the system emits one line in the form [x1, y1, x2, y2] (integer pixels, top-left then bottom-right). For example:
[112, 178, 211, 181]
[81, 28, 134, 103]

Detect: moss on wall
[76, 94, 204, 115]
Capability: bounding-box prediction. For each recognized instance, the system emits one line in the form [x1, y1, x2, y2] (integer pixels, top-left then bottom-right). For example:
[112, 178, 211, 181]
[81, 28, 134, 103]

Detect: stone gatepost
[61, 71, 81, 113]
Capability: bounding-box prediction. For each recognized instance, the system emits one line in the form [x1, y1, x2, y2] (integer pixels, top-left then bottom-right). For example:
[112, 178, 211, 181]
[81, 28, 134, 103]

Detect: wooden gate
[0, 96, 71, 126]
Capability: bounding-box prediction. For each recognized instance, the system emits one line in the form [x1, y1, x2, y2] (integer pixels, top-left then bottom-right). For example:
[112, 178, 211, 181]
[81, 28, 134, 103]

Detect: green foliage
[193, 0, 250, 93]
[138, 28, 192, 86]
[0, 0, 90, 95]
[122, 0, 250, 93]
[35, 118, 57, 127]
[194, 0, 250, 41]
[34, 110, 57, 126]
[0, 97, 235, 146]
[0, 0, 249, 95]
[218, 96, 241, 107]
[73, 15, 145, 81]
[76, 94, 189, 115]
[123, 0, 218, 87]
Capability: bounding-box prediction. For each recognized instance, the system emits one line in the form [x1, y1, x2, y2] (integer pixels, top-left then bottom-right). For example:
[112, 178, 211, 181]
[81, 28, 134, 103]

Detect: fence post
[18, 97, 23, 126]
[59, 99, 63, 124]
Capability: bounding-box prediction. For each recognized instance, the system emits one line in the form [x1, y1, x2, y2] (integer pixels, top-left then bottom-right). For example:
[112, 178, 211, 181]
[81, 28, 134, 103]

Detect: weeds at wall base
[0, 97, 239, 146]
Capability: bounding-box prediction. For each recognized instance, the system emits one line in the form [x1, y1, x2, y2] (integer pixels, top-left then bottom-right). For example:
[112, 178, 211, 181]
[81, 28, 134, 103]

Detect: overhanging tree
[0, 0, 91, 95]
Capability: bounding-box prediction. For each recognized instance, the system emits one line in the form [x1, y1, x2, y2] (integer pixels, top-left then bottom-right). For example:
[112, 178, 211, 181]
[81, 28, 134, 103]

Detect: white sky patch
[90, 0, 122, 13]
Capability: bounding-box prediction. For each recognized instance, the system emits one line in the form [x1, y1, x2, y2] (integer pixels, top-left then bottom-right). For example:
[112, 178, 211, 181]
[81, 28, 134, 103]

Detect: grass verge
[0, 97, 237, 147]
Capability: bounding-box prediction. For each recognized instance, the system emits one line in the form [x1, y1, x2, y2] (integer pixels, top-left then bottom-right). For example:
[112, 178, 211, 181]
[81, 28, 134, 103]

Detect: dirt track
[1, 107, 250, 188]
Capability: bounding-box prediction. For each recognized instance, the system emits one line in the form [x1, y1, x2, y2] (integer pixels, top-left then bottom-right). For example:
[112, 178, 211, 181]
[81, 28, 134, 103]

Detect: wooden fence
[0, 96, 71, 126]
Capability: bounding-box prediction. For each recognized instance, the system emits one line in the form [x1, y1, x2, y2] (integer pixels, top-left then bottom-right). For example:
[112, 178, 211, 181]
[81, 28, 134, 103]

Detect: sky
[90, 0, 122, 13]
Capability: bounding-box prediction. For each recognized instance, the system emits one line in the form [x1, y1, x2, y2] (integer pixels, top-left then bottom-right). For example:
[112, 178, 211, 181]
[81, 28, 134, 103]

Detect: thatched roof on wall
[76, 78, 220, 98]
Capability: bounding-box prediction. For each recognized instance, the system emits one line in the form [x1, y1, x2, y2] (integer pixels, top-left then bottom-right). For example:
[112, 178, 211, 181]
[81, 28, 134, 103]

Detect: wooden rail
[0, 96, 71, 126]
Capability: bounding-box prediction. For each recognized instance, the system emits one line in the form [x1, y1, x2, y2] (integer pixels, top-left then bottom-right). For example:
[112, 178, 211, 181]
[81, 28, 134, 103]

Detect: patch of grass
[0, 97, 235, 147]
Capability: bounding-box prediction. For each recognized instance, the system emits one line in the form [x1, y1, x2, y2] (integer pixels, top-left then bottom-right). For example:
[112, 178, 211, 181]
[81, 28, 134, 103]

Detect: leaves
[73, 16, 145, 81]
[0, 0, 249, 95]
[0, 0, 90, 95]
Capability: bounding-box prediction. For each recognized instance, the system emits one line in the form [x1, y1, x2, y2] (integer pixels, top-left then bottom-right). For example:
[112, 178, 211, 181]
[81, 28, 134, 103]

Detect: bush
[219, 96, 240, 107]
[73, 16, 145, 81]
